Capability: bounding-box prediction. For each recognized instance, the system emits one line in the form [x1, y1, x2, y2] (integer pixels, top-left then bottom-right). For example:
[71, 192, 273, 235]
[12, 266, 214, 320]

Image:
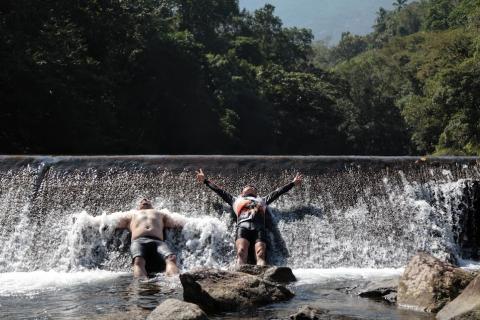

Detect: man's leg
[235, 238, 250, 265]
[165, 255, 180, 276]
[133, 257, 148, 278]
[254, 241, 267, 266]
[156, 241, 179, 276]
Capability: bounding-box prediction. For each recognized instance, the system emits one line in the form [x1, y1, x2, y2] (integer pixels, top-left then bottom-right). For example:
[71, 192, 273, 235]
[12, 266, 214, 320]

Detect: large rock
[180, 268, 294, 313]
[437, 274, 480, 320]
[147, 299, 208, 320]
[235, 264, 297, 283]
[397, 252, 476, 313]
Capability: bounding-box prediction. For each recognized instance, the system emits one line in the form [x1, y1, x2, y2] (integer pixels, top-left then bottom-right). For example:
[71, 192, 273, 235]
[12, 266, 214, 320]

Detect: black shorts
[235, 226, 267, 244]
[130, 236, 174, 273]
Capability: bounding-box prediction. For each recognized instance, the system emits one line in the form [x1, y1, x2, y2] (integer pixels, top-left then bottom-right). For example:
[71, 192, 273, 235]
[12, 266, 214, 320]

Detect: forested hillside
[315, 0, 480, 155]
[240, 0, 394, 43]
[1, 0, 479, 155]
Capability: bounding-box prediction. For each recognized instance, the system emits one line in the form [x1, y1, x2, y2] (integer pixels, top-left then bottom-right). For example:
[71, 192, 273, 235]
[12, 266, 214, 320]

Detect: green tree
[332, 32, 369, 62]
[259, 65, 348, 154]
[393, 0, 408, 12]
[423, 0, 455, 30]
[335, 53, 412, 155]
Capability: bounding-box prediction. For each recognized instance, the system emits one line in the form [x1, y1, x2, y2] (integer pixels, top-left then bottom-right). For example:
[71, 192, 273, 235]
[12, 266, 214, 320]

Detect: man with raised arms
[195, 169, 302, 266]
[93, 198, 186, 278]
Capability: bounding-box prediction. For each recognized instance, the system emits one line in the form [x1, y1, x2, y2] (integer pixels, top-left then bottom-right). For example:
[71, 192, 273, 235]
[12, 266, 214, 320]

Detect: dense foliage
[1, 0, 479, 155]
[316, 0, 480, 155]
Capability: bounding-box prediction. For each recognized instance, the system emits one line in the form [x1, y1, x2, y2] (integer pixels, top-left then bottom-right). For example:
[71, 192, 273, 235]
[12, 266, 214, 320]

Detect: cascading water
[1, 156, 479, 320]
[1, 156, 479, 273]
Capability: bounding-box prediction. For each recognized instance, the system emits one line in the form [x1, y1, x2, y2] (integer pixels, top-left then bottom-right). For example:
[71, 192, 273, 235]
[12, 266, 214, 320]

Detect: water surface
[0, 269, 435, 320]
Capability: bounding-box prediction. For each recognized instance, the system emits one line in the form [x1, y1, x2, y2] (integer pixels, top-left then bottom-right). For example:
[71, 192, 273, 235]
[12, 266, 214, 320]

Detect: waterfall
[0, 156, 479, 273]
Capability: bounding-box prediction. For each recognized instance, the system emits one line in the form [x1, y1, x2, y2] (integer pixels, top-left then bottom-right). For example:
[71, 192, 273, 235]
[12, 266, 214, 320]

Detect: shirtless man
[94, 198, 186, 278]
[196, 169, 302, 266]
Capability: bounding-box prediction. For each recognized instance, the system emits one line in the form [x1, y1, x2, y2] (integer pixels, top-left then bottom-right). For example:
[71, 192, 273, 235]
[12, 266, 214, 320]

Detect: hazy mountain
[239, 0, 396, 44]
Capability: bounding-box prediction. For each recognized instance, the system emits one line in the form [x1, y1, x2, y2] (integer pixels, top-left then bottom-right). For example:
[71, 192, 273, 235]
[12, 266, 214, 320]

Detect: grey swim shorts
[130, 236, 175, 273]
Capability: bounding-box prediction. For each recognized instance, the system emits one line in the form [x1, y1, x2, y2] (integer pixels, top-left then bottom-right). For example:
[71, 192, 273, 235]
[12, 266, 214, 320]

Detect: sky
[239, 0, 396, 44]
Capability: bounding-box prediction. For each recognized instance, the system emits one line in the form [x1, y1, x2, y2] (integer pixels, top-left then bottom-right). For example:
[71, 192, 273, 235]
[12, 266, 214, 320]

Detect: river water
[0, 156, 479, 319]
[0, 269, 435, 320]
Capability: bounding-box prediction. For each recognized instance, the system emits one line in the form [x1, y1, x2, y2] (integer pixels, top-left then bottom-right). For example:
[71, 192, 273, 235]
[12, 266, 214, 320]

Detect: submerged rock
[436, 274, 480, 320]
[147, 299, 208, 320]
[357, 278, 398, 304]
[382, 292, 398, 304]
[235, 264, 297, 283]
[94, 308, 149, 320]
[397, 252, 476, 313]
[180, 268, 294, 313]
[337, 277, 398, 304]
[289, 305, 362, 320]
[290, 306, 326, 320]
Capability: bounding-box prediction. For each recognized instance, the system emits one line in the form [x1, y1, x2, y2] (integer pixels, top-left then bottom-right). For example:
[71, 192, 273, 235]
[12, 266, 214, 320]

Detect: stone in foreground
[289, 305, 362, 320]
[235, 264, 297, 283]
[436, 274, 480, 320]
[147, 299, 209, 320]
[357, 277, 398, 304]
[180, 268, 294, 313]
[397, 252, 476, 313]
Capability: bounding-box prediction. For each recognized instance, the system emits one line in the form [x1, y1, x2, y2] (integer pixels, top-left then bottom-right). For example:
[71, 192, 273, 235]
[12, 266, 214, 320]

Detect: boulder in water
[235, 264, 297, 283]
[147, 299, 208, 320]
[436, 274, 480, 320]
[180, 268, 294, 313]
[397, 252, 476, 313]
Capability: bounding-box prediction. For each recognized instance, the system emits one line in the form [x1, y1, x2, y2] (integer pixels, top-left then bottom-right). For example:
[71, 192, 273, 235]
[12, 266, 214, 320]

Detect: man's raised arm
[163, 210, 187, 229]
[196, 169, 234, 206]
[90, 211, 132, 230]
[265, 173, 303, 205]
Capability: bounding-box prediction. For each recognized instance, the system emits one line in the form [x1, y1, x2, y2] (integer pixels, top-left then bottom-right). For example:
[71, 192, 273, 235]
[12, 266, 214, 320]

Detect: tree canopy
[1, 0, 479, 155]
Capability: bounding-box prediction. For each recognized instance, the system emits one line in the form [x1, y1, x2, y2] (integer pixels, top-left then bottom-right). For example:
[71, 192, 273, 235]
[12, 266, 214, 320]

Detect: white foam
[293, 268, 404, 285]
[458, 259, 480, 270]
[178, 216, 234, 269]
[0, 270, 127, 296]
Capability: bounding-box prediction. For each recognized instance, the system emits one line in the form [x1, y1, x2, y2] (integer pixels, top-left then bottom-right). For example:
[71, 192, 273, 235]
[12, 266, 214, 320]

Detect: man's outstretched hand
[196, 168, 206, 183]
[293, 173, 303, 186]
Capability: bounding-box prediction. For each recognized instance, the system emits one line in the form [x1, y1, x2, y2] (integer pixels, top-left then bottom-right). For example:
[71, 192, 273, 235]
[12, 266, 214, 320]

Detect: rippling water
[0, 269, 435, 320]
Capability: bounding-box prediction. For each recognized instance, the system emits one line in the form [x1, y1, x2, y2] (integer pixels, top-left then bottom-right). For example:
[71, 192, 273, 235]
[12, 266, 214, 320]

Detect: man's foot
[256, 260, 267, 266]
[133, 257, 148, 278]
[165, 256, 180, 276]
[165, 267, 180, 276]
[137, 277, 157, 284]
